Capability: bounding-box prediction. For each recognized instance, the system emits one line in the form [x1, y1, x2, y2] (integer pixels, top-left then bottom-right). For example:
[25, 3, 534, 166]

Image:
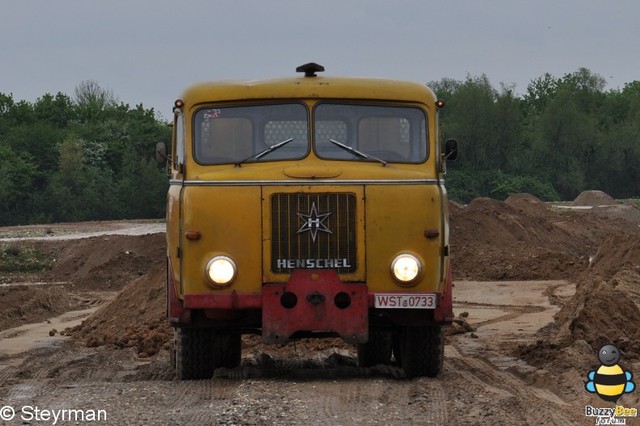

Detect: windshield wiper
[236, 138, 294, 166]
[329, 139, 387, 166]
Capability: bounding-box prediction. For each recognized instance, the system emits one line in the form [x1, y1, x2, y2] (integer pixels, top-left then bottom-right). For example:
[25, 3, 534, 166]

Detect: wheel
[357, 329, 393, 367]
[392, 329, 402, 365]
[175, 329, 243, 379]
[215, 333, 242, 369]
[175, 328, 216, 380]
[399, 325, 444, 378]
[170, 329, 177, 369]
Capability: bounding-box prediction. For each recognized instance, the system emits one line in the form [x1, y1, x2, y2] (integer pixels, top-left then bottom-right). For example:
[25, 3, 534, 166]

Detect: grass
[0, 243, 55, 273]
[627, 199, 640, 208]
[0, 229, 51, 239]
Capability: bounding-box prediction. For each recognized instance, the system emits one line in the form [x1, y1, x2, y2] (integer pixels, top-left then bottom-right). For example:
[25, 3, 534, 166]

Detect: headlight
[205, 256, 236, 287]
[391, 254, 422, 284]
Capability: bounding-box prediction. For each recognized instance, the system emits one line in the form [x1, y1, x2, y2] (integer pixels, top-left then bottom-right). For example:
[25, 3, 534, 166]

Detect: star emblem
[296, 202, 332, 242]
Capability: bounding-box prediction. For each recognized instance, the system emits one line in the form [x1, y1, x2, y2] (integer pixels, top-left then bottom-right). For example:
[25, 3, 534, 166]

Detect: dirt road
[0, 278, 588, 425]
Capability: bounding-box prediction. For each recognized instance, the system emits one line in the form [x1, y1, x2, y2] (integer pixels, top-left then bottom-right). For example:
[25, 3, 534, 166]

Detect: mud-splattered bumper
[262, 270, 369, 344]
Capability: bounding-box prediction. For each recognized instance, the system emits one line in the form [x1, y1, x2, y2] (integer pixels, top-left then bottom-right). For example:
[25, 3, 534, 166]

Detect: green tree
[34, 92, 76, 128]
[116, 148, 168, 219]
[0, 145, 38, 224]
[3, 123, 65, 192]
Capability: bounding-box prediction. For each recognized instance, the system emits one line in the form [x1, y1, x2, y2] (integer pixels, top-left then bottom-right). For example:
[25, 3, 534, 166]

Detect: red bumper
[262, 270, 369, 344]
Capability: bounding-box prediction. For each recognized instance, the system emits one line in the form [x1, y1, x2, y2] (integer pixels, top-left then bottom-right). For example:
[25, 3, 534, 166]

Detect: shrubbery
[0, 83, 170, 226]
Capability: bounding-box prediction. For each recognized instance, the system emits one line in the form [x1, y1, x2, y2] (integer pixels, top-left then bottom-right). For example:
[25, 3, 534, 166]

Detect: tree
[116, 148, 168, 218]
[3, 123, 64, 189]
[34, 92, 76, 128]
[0, 145, 37, 224]
[524, 73, 560, 115]
[74, 80, 116, 122]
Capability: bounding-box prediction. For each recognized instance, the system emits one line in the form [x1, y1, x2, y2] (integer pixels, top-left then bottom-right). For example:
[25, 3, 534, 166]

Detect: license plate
[374, 293, 437, 309]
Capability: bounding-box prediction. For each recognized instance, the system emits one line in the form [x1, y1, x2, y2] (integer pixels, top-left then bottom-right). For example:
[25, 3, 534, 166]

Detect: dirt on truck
[157, 63, 459, 380]
[1, 192, 640, 423]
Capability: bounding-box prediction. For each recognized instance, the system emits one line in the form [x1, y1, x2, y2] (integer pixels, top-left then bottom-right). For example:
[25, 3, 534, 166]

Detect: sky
[1, 0, 638, 121]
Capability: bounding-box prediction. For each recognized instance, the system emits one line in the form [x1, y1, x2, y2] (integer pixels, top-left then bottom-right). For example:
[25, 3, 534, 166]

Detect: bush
[0, 244, 54, 273]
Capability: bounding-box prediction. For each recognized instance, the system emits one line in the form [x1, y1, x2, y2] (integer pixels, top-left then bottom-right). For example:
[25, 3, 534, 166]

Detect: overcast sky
[1, 1, 638, 120]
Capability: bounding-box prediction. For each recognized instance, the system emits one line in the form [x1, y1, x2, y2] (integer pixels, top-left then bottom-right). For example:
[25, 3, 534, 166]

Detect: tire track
[446, 345, 581, 424]
[281, 378, 448, 425]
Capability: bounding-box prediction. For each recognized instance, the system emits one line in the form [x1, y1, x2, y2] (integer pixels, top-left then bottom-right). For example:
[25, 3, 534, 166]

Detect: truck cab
[160, 63, 457, 379]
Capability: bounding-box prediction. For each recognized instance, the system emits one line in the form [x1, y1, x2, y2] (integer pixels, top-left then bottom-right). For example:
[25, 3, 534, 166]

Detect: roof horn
[296, 62, 325, 77]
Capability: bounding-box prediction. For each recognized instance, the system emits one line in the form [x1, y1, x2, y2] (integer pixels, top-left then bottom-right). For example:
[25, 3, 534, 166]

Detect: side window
[174, 112, 185, 171]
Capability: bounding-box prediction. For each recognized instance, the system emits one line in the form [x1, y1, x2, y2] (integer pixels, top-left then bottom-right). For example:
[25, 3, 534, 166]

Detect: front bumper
[262, 269, 369, 344]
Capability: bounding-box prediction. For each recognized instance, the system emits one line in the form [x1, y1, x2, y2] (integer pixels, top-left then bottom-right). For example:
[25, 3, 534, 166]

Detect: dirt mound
[589, 233, 640, 277]
[70, 264, 171, 357]
[504, 193, 548, 216]
[42, 233, 166, 290]
[450, 195, 632, 280]
[448, 200, 465, 214]
[559, 276, 640, 350]
[590, 204, 640, 226]
[520, 235, 640, 372]
[572, 190, 615, 206]
[521, 271, 640, 372]
[0, 285, 74, 331]
[451, 197, 573, 281]
[0, 231, 172, 358]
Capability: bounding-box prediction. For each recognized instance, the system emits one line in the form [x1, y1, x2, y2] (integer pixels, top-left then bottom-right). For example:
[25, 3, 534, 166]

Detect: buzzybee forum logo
[584, 344, 637, 424]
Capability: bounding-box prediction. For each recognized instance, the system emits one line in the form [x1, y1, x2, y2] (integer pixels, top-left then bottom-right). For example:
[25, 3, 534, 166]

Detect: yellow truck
[157, 63, 458, 379]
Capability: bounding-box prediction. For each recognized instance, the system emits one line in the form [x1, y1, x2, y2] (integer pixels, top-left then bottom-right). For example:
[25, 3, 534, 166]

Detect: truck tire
[170, 329, 177, 369]
[357, 329, 393, 367]
[176, 328, 215, 380]
[399, 325, 444, 378]
[215, 333, 242, 369]
[392, 329, 402, 365]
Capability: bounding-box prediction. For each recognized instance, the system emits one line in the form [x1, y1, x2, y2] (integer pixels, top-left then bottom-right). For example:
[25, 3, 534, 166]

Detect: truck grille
[271, 193, 356, 273]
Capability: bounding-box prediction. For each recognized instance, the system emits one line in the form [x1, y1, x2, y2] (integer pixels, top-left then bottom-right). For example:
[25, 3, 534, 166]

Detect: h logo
[296, 202, 332, 242]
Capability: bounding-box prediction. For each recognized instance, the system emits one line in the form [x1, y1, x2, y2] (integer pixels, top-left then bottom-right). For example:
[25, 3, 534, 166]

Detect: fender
[167, 258, 190, 324]
[433, 265, 453, 324]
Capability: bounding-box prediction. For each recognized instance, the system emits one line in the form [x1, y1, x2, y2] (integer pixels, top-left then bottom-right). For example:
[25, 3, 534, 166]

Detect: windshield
[194, 103, 309, 164]
[314, 104, 428, 163]
[193, 102, 428, 165]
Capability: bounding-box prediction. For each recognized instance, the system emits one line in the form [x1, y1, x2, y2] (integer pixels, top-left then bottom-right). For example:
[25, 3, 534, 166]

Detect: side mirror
[155, 142, 168, 164]
[444, 138, 458, 161]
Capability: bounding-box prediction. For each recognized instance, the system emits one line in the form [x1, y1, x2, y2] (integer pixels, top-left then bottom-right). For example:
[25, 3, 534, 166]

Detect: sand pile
[521, 234, 640, 370]
[0, 285, 73, 331]
[41, 233, 166, 291]
[70, 264, 171, 357]
[589, 233, 640, 277]
[448, 194, 636, 280]
[450, 197, 575, 280]
[47, 232, 172, 357]
[572, 190, 615, 206]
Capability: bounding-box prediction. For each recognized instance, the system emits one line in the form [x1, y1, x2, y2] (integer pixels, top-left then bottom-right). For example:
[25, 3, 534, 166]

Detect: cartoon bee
[585, 344, 635, 402]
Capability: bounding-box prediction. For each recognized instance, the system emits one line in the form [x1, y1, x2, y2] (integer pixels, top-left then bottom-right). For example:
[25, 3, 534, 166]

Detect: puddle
[0, 307, 98, 356]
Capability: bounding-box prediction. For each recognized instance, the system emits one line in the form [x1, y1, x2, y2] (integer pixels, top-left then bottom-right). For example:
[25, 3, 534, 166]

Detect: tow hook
[306, 292, 325, 305]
